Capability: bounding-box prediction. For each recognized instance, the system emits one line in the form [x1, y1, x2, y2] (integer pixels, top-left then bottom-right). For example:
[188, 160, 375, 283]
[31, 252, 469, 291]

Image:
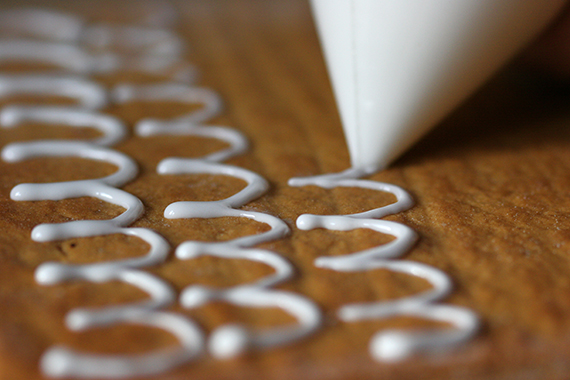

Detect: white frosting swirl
[290, 168, 479, 361]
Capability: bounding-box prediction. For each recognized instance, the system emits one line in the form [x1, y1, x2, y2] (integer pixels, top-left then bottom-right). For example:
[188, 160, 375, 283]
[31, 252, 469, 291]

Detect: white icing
[156, 139, 321, 358]
[1, 107, 125, 146]
[64, 269, 176, 331]
[178, 244, 321, 359]
[205, 288, 321, 359]
[289, 169, 479, 361]
[131, 89, 321, 358]
[178, 245, 293, 289]
[3, 141, 137, 186]
[132, 0, 179, 28]
[0, 6, 193, 84]
[33, 226, 170, 280]
[3, 139, 190, 376]
[0, 39, 114, 74]
[0, 74, 107, 109]
[159, 159, 289, 246]
[0, 9, 83, 42]
[82, 25, 184, 57]
[137, 121, 248, 163]
[0, 39, 195, 83]
[113, 83, 222, 124]
[41, 311, 204, 379]
[0, 42, 191, 376]
[63, 269, 176, 331]
[2, 139, 189, 377]
[116, 77, 323, 358]
[112, 56, 197, 84]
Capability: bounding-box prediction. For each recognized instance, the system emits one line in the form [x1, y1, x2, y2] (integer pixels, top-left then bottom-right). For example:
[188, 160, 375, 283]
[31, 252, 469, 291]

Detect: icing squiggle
[1, 107, 126, 146]
[0, 9, 83, 42]
[162, 157, 321, 358]
[41, 310, 204, 379]
[83, 24, 184, 57]
[113, 83, 222, 125]
[124, 81, 322, 359]
[0, 74, 107, 109]
[0, 94, 198, 377]
[0, 5, 178, 43]
[0, 28, 203, 376]
[159, 159, 289, 244]
[0, 9, 322, 377]
[289, 168, 479, 361]
[0, 38, 195, 84]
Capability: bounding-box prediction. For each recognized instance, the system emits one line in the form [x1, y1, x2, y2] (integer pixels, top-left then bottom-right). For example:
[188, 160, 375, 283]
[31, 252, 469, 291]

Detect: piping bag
[310, 0, 567, 172]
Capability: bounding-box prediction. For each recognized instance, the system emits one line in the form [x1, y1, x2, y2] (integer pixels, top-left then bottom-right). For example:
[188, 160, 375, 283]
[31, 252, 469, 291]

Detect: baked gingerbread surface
[1, 1, 570, 379]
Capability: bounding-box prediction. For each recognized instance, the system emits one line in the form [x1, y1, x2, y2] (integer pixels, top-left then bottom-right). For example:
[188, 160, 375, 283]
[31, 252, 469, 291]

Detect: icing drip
[289, 169, 479, 361]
